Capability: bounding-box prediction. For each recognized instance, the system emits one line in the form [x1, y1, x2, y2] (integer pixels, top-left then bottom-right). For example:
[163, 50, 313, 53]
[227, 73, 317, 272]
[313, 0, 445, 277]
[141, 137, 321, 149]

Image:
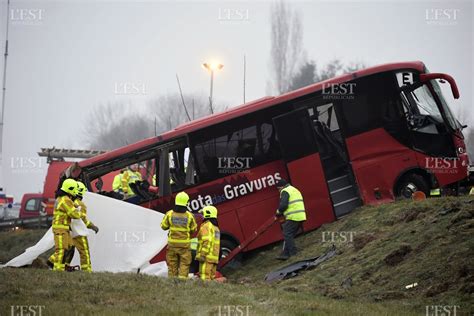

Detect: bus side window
[159, 144, 197, 196]
[191, 119, 280, 183]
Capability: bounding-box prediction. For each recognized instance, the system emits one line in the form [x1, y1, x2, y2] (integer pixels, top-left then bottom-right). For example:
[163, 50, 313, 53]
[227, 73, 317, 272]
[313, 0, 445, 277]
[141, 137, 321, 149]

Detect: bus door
[306, 102, 362, 217]
[272, 108, 336, 229]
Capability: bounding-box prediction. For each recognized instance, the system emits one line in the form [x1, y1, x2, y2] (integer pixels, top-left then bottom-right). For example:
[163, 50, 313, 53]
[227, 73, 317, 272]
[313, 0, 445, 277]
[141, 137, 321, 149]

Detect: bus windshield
[430, 79, 461, 130]
[409, 84, 443, 123]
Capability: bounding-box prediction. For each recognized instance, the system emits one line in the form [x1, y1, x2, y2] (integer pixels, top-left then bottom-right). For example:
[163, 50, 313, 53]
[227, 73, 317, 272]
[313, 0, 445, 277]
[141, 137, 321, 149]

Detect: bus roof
[79, 61, 425, 168]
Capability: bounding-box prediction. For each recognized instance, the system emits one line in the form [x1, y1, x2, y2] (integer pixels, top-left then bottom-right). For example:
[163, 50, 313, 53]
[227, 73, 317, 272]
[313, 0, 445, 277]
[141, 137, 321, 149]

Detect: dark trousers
[189, 250, 199, 273]
[282, 220, 303, 256]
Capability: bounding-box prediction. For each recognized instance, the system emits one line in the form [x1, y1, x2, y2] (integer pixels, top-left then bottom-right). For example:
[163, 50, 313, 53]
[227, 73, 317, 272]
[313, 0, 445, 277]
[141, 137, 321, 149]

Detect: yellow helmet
[76, 181, 87, 198]
[61, 178, 77, 196]
[175, 191, 189, 207]
[199, 205, 218, 219]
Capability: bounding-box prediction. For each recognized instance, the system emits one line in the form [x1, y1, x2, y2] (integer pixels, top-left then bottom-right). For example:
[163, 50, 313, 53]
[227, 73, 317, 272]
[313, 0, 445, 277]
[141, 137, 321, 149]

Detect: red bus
[76, 61, 470, 258]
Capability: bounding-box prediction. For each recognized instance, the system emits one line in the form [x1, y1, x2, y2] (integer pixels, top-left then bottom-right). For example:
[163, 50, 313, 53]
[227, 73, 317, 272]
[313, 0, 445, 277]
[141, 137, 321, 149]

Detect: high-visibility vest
[430, 188, 441, 197]
[112, 174, 123, 192]
[160, 210, 197, 248]
[128, 170, 142, 183]
[197, 221, 220, 263]
[469, 187, 474, 195]
[281, 185, 306, 222]
[125, 170, 142, 196]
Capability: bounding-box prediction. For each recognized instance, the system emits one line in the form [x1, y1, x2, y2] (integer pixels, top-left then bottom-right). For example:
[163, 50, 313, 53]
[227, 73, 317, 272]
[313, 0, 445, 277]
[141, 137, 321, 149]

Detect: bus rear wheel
[397, 174, 430, 199]
[220, 238, 242, 268]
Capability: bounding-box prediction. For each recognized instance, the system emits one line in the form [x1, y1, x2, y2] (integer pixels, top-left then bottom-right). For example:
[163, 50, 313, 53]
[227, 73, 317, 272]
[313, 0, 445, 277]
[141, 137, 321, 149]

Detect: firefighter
[469, 186, 474, 195]
[275, 179, 306, 260]
[50, 178, 82, 271]
[160, 191, 197, 279]
[196, 205, 220, 281]
[65, 181, 99, 272]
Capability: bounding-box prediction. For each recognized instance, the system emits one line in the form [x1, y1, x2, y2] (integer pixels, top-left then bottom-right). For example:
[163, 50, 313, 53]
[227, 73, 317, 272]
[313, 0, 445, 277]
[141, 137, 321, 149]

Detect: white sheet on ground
[1, 227, 54, 267]
[1, 192, 168, 273]
[139, 261, 169, 277]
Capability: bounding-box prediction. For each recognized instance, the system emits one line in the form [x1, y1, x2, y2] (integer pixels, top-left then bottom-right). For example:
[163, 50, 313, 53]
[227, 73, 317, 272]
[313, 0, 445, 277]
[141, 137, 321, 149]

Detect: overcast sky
[0, 0, 472, 200]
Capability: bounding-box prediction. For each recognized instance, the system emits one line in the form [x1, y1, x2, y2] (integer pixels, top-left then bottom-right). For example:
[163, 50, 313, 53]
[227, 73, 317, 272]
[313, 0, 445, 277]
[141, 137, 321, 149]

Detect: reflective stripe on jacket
[281, 185, 306, 221]
[52, 196, 82, 229]
[197, 221, 220, 263]
[74, 199, 92, 228]
[190, 237, 198, 251]
[161, 210, 197, 248]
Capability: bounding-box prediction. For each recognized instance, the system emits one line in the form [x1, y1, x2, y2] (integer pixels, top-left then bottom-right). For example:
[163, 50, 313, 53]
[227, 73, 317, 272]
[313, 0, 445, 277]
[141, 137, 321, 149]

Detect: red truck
[18, 149, 112, 219]
[18, 160, 72, 218]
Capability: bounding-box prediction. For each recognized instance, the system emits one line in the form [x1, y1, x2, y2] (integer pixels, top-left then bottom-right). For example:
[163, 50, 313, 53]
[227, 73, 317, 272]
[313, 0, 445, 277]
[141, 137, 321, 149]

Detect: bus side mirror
[420, 73, 460, 99]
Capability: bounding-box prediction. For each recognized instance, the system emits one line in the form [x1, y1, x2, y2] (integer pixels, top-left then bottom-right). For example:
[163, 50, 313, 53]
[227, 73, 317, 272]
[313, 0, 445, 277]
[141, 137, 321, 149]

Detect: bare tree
[268, 0, 304, 94]
[289, 59, 367, 91]
[289, 60, 316, 91]
[83, 92, 228, 151]
[147, 93, 219, 135]
[83, 102, 153, 150]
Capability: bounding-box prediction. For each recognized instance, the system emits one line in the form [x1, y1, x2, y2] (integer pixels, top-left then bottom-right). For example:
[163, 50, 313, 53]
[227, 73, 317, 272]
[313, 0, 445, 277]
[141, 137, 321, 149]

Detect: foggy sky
[0, 0, 472, 200]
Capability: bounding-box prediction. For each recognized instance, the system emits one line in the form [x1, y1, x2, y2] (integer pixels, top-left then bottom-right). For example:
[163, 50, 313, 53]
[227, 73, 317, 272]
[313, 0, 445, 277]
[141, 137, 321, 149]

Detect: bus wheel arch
[394, 168, 433, 198]
[219, 233, 242, 267]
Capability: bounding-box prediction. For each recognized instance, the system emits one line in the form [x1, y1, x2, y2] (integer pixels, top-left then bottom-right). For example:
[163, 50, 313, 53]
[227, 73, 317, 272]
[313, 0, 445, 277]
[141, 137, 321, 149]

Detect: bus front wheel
[397, 174, 430, 199]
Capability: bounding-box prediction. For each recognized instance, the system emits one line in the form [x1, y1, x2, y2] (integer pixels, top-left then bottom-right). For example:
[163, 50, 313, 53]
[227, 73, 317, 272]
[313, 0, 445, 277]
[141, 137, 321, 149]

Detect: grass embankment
[226, 196, 474, 314]
[0, 228, 48, 264]
[0, 196, 473, 315]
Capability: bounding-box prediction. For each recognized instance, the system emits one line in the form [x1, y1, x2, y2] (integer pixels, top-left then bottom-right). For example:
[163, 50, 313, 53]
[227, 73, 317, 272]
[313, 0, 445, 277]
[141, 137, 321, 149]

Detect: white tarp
[1, 226, 54, 267]
[1, 192, 168, 274]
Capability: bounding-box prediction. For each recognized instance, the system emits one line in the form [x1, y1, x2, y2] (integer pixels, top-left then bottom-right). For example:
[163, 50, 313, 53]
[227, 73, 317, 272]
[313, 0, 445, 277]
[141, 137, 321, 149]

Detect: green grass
[0, 268, 420, 315]
[0, 228, 48, 264]
[0, 196, 473, 315]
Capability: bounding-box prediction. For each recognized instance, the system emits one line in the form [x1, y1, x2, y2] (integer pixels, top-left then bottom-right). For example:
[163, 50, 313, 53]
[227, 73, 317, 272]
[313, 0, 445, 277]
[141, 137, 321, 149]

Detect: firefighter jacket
[52, 195, 82, 230]
[161, 210, 197, 248]
[196, 220, 220, 263]
[74, 199, 93, 228]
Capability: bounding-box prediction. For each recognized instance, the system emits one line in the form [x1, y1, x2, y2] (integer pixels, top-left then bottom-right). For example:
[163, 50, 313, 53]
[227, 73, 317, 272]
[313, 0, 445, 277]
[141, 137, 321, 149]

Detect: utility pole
[209, 70, 214, 114]
[0, 0, 11, 191]
[243, 54, 246, 104]
[202, 62, 223, 115]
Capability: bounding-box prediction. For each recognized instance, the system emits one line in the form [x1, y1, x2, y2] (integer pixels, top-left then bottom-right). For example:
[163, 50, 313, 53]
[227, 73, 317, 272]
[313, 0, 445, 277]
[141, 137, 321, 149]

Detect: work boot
[276, 253, 290, 260]
[65, 265, 80, 272]
[46, 260, 54, 270]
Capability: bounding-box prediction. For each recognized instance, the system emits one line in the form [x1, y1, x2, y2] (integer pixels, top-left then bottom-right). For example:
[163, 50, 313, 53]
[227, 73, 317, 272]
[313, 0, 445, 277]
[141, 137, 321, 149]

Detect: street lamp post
[202, 62, 223, 114]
